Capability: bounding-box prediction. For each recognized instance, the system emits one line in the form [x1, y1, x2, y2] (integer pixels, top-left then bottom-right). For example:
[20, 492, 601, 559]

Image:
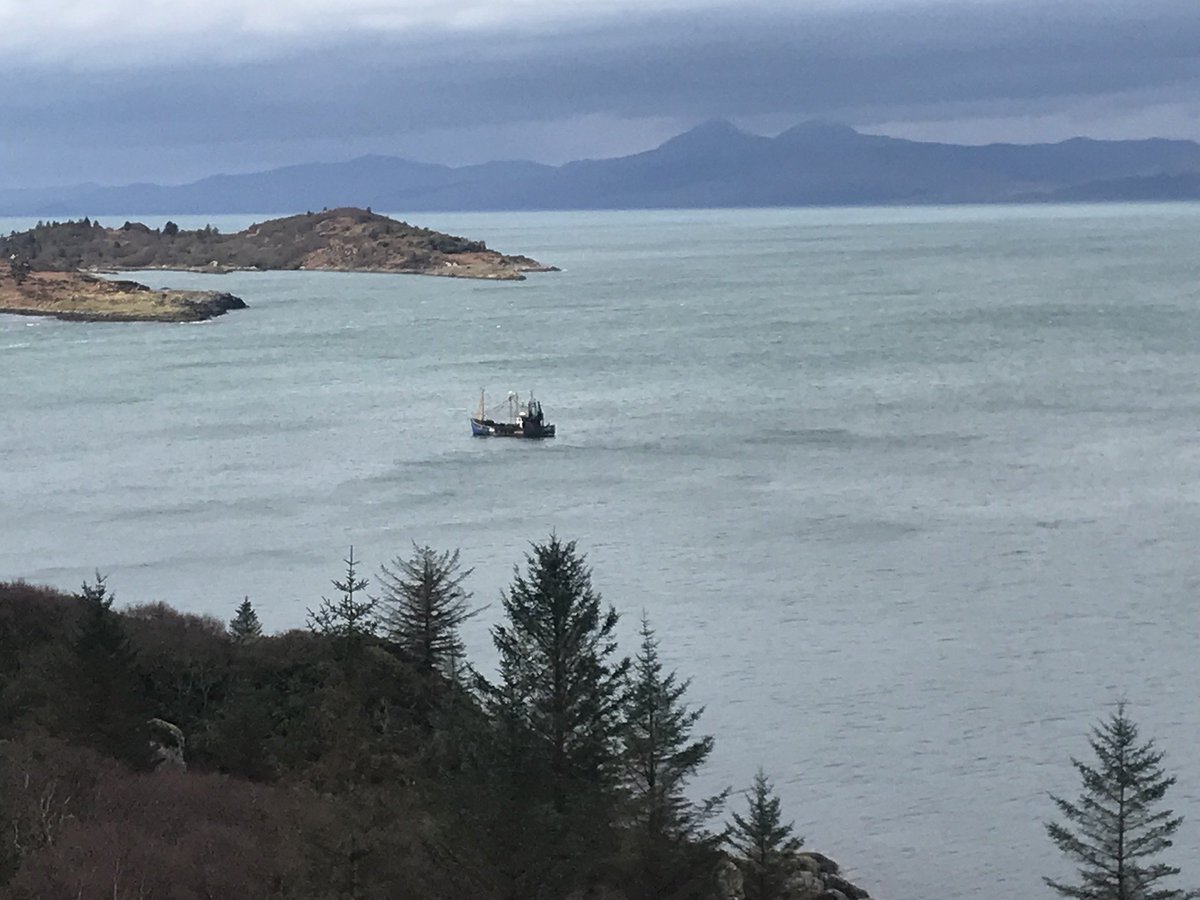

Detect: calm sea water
[3, 204, 1200, 898]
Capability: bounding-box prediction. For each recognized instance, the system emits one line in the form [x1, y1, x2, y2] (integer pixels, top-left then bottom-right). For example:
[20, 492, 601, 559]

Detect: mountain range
[4, 120, 1200, 216]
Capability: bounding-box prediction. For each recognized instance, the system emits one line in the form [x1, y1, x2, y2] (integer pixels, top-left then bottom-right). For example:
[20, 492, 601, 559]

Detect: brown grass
[0, 269, 245, 323]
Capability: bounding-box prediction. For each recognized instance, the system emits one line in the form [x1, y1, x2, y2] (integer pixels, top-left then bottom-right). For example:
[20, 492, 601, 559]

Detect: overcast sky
[1, 0, 1198, 187]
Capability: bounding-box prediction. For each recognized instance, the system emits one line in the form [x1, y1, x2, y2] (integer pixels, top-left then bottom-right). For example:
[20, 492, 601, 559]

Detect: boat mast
[478, 388, 485, 420]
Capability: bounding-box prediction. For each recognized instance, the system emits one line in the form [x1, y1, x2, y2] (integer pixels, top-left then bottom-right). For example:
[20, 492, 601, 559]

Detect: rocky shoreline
[715, 849, 874, 900]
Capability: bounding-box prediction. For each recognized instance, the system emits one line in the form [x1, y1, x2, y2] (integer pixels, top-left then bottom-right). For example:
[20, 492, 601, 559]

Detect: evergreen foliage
[229, 596, 262, 642]
[728, 769, 803, 900]
[622, 614, 727, 896]
[0, 209, 494, 275]
[1045, 702, 1196, 900]
[307, 547, 377, 656]
[483, 534, 630, 805]
[476, 535, 631, 896]
[69, 573, 149, 764]
[75, 573, 129, 662]
[7, 257, 30, 285]
[0, 533, 875, 900]
[375, 544, 478, 679]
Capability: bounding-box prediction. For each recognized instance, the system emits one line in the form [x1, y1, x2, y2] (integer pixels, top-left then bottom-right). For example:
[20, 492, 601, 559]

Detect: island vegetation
[1, 207, 556, 280]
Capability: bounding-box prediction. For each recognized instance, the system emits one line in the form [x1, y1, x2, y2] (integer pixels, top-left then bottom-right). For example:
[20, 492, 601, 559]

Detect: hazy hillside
[7, 121, 1200, 215]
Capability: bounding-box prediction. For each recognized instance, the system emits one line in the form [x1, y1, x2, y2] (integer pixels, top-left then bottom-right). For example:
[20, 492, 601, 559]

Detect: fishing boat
[471, 389, 556, 438]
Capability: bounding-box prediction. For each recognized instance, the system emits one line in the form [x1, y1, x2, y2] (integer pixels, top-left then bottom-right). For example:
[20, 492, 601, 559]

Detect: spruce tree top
[1045, 702, 1196, 900]
[485, 534, 630, 799]
[307, 546, 377, 653]
[728, 769, 803, 900]
[375, 543, 477, 679]
[74, 571, 131, 662]
[230, 596, 263, 641]
[623, 613, 726, 843]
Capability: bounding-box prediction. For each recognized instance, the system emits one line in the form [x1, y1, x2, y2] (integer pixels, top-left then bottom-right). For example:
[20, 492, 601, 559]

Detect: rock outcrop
[709, 850, 873, 900]
[785, 852, 872, 899]
[712, 855, 745, 900]
[148, 719, 186, 771]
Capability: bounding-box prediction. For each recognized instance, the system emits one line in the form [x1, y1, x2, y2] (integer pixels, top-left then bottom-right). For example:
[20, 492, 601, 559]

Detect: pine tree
[483, 535, 630, 806]
[478, 535, 631, 897]
[307, 547, 377, 657]
[375, 544, 478, 679]
[728, 769, 803, 900]
[75, 573, 130, 663]
[229, 596, 263, 642]
[1045, 702, 1196, 900]
[70, 573, 148, 764]
[622, 614, 727, 896]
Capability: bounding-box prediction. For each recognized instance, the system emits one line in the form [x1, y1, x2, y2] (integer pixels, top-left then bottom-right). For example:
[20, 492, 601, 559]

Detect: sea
[2, 203, 1199, 899]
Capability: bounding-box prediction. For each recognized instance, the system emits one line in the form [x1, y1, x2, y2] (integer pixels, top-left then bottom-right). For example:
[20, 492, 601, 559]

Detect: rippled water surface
[3, 204, 1200, 898]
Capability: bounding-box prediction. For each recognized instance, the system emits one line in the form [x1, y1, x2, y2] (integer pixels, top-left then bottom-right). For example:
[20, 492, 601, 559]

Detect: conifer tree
[75, 573, 131, 664]
[728, 769, 803, 900]
[229, 596, 263, 642]
[375, 544, 478, 679]
[307, 547, 376, 656]
[1045, 702, 1196, 900]
[70, 573, 148, 764]
[477, 535, 631, 897]
[622, 614, 728, 897]
[484, 535, 630, 807]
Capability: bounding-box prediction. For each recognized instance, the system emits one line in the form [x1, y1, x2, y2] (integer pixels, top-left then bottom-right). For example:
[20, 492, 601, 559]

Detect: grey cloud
[2, 0, 1199, 186]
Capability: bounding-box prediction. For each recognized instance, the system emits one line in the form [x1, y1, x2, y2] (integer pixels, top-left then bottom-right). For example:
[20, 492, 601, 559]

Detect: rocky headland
[1, 207, 556, 280]
[0, 266, 246, 323]
[0, 207, 554, 322]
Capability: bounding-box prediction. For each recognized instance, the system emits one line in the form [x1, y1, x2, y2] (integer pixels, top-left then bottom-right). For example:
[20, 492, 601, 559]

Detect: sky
[1, 0, 1198, 188]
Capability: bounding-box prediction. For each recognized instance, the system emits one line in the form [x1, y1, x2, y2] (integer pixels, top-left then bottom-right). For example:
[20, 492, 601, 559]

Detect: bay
[2, 203, 1199, 898]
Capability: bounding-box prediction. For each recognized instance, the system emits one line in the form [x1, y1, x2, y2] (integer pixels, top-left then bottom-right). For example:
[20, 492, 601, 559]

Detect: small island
[0, 207, 555, 322]
[2, 207, 555, 280]
[0, 266, 246, 323]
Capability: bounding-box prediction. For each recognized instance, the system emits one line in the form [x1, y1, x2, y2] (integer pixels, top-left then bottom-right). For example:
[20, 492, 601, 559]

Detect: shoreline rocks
[713, 851, 874, 900]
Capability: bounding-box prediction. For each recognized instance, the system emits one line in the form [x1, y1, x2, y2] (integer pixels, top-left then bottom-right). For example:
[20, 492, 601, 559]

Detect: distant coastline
[4, 121, 1199, 216]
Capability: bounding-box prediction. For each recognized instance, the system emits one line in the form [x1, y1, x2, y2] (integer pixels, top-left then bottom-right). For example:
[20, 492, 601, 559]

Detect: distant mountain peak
[5, 122, 1200, 215]
[686, 117, 744, 135]
[654, 118, 763, 158]
[774, 119, 862, 143]
[662, 118, 752, 143]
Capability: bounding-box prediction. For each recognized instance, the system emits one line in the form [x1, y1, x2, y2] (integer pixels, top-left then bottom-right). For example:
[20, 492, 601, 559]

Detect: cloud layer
[2, 0, 1198, 187]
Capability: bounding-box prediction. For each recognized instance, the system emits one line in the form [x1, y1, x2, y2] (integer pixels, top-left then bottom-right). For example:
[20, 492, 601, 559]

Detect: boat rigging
[471, 389, 556, 439]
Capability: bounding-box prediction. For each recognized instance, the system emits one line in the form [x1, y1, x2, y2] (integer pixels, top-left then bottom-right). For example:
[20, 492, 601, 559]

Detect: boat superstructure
[471, 389, 556, 438]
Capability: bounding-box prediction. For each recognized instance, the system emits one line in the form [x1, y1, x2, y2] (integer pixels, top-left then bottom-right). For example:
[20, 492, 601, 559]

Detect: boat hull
[471, 417, 555, 439]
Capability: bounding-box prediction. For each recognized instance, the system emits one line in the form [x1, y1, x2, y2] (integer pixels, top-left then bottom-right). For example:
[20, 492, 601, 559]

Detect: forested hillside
[0, 537, 871, 900]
